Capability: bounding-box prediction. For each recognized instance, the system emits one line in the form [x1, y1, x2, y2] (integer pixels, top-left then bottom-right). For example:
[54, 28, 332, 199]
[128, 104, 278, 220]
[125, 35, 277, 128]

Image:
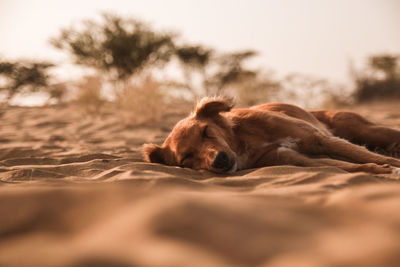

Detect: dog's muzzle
[212, 151, 236, 172]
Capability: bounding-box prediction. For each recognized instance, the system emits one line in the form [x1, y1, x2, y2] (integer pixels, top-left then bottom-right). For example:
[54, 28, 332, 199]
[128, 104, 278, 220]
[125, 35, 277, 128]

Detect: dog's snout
[212, 151, 231, 170]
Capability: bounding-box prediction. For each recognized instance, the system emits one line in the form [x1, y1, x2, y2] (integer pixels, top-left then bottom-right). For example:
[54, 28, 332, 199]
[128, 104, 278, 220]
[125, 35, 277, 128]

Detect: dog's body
[144, 98, 400, 175]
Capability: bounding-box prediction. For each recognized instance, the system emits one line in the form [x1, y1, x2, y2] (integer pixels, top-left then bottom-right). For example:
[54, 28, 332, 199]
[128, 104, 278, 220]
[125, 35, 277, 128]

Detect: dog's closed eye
[202, 126, 209, 138]
[181, 152, 194, 164]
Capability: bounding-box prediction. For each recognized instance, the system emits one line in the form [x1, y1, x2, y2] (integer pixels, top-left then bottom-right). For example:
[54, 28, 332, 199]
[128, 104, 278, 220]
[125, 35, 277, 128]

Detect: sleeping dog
[143, 97, 400, 175]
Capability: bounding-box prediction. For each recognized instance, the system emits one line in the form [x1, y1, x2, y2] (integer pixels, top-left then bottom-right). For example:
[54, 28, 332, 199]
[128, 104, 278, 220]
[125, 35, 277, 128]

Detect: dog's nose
[212, 151, 231, 170]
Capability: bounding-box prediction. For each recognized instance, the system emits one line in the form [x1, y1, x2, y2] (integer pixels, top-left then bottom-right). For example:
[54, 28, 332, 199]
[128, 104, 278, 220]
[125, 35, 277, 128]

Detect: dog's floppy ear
[194, 97, 233, 118]
[143, 144, 166, 164]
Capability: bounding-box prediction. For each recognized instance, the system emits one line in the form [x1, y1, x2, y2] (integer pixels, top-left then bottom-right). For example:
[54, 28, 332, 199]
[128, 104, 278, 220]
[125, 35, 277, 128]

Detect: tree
[0, 60, 54, 101]
[351, 54, 400, 102]
[175, 45, 213, 69]
[368, 54, 399, 79]
[173, 47, 258, 97]
[51, 13, 176, 83]
[173, 44, 214, 96]
[209, 50, 258, 94]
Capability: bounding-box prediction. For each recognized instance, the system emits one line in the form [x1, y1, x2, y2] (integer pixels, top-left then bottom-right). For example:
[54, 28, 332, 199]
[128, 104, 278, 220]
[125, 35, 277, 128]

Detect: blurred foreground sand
[1, 101, 400, 267]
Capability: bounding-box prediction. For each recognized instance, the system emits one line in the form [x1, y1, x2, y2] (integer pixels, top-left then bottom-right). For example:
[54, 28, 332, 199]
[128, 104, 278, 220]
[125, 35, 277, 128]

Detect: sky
[0, 0, 399, 85]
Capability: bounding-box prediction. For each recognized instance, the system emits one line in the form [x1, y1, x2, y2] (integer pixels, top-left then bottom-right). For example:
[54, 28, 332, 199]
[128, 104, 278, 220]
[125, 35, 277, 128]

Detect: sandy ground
[1, 101, 400, 267]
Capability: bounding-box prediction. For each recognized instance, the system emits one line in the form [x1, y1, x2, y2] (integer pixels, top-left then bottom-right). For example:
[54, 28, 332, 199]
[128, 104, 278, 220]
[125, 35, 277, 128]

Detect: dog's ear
[194, 97, 233, 118]
[143, 144, 166, 164]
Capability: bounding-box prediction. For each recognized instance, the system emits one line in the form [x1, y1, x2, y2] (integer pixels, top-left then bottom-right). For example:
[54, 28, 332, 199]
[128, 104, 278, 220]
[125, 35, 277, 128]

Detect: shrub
[114, 74, 165, 125]
[0, 60, 54, 102]
[74, 75, 106, 113]
[352, 54, 400, 102]
[51, 13, 175, 82]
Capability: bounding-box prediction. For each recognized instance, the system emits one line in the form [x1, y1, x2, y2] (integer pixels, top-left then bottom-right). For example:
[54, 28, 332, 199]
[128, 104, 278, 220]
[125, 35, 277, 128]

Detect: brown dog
[143, 97, 400, 175]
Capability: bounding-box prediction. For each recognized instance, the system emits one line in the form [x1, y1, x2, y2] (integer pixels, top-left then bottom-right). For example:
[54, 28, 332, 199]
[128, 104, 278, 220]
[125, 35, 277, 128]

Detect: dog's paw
[392, 168, 400, 176]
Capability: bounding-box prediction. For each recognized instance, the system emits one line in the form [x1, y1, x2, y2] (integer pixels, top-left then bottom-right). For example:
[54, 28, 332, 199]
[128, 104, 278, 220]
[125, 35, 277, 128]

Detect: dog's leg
[311, 110, 400, 156]
[312, 135, 400, 168]
[277, 147, 397, 174]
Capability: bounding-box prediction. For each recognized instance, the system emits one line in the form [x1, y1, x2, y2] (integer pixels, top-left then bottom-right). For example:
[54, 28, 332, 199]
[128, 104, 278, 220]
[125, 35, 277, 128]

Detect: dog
[143, 97, 400, 175]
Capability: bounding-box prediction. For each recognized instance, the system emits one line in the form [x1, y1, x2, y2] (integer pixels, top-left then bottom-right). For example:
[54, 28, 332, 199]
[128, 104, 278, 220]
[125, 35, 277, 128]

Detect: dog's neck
[227, 113, 278, 169]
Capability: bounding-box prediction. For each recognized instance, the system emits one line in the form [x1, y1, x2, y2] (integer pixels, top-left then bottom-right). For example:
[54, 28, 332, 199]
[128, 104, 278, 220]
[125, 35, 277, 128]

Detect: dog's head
[143, 97, 238, 173]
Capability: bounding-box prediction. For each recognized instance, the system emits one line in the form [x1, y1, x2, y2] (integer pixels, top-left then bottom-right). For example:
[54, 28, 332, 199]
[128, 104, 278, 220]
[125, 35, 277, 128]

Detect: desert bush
[320, 84, 354, 108]
[210, 50, 258, 95]
[0, 60, 54, 102]
[226, 71, 281, 107]
[46, 83, 68, 104]
[352, 54, 400, 102]
[173, 44, 214, 97]
[278, 74, 332, 108]
[74, 75, 106, 113]
[173, 46, 258, 98]
[114, 74, 165, 125]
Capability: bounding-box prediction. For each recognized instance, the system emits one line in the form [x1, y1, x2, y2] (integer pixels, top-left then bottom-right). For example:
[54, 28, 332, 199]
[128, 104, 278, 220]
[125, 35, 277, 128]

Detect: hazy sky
[1, 0, 399, 84]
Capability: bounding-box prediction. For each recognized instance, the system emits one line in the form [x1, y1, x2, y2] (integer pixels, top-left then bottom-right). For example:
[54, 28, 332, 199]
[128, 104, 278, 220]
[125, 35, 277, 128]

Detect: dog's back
[251, 103, 331, 135]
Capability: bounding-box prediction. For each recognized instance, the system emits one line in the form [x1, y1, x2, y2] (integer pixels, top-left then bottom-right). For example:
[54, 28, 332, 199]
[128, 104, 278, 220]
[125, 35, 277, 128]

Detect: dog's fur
[143, 97, 400, 175]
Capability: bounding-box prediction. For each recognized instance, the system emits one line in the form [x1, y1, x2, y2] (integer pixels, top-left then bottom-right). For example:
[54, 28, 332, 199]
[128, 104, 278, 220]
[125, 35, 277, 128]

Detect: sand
[1, 101, 400, 267]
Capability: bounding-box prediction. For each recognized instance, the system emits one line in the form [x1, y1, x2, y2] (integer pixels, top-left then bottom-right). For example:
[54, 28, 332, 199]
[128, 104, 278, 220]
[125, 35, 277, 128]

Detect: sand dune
[0, 102, 400, 267]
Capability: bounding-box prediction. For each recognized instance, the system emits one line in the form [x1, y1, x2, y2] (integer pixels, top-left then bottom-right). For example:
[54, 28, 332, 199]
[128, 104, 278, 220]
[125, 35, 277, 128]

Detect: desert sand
[1, 101, 400, 267]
